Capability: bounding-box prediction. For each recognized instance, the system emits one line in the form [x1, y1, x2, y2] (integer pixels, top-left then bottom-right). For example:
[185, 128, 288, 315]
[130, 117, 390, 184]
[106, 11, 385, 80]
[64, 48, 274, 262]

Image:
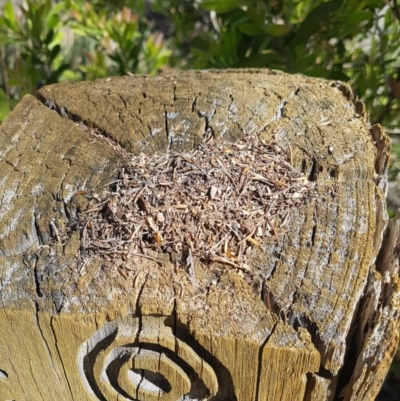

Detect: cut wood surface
[0, 69, 399, 401]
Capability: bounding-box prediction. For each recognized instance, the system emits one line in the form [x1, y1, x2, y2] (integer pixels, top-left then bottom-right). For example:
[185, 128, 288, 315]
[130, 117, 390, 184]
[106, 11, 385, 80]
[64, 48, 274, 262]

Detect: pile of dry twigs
[69, 135, 316, 273]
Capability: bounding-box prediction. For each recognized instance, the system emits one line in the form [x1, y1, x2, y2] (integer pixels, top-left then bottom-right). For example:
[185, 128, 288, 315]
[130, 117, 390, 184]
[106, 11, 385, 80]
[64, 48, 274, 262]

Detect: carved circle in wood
[77, 315, 219, 401]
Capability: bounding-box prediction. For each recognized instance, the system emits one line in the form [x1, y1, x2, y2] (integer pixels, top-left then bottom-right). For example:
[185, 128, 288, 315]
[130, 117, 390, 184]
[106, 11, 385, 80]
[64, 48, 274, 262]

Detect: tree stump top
[0, 69, 398, 401]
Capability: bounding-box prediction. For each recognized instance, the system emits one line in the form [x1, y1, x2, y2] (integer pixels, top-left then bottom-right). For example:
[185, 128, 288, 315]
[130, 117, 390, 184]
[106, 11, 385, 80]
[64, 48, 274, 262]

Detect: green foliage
[0, 0, 172, 119]
[66, 0, 170, 78]
[0, 0, 70, 101]
[157, 0, 399, 134]
[0, 0, 399, 137]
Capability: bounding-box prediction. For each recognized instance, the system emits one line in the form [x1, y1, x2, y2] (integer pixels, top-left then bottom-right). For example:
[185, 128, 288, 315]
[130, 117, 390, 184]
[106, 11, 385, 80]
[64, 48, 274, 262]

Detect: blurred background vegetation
[0, 0, 399, 398]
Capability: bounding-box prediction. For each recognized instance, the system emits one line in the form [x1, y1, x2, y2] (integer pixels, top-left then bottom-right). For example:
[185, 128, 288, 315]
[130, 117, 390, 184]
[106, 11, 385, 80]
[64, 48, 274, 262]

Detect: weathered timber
[0, 69, 399, 401]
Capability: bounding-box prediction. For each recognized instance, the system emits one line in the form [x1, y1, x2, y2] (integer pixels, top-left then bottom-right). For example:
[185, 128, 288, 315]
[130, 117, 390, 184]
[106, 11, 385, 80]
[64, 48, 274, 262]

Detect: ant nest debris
[68, 134, 316, 276]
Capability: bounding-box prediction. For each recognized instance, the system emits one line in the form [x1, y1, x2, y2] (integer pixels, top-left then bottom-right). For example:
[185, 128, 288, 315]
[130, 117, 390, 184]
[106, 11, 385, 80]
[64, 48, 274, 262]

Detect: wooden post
[0, 70, 398, 401]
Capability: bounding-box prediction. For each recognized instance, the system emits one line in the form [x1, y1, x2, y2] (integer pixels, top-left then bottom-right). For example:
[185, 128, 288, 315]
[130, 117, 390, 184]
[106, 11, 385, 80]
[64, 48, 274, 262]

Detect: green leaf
[46, 12, 60, 32]
[304, 66, 330, 78]
[238, 22, 265, 36]
[218, 27, 239, 66]
[291, 0, 344, 47]
[0, 88, 11, 122]
[3, 1, 15, 22]
[69, 23, 89, 37]
[0, 33, 20, 44]
[49, 44, 61, 62]
[3, 1, 19, 31]
[122, 22, 139, 43]
[43, 29, 55, 46]
[45, 2, 64, 30]
[200, 0, 240, 13]
[341, 10, 373, 24]
[53, 62, 70, 78]
[110, 53, 124, 65]
[328, 70, 349, 81]
[363, 0, 384, 7]
[227, 8, 247, 27]
[384, 6, 394, 29]
[246, 5, 263, 25]
[29, 3, 44, 42]
[291, 0, 313, 23]
[191, 36, 210, 51]
[265, 24, 291, 37]
[58, 69, 81, 82]
[47, 30, 63, 49]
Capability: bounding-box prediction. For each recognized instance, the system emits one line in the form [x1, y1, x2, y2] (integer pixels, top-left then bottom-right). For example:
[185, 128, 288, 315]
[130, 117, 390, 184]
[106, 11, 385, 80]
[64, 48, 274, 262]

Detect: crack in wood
[49, 315, 75, 400]
[37, 93, 132, 160]
[255, 321, 278, 401]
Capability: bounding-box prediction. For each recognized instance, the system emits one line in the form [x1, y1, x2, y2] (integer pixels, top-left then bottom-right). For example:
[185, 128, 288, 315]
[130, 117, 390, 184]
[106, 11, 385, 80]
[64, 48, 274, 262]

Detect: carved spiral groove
[77, 315, 219, 401]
